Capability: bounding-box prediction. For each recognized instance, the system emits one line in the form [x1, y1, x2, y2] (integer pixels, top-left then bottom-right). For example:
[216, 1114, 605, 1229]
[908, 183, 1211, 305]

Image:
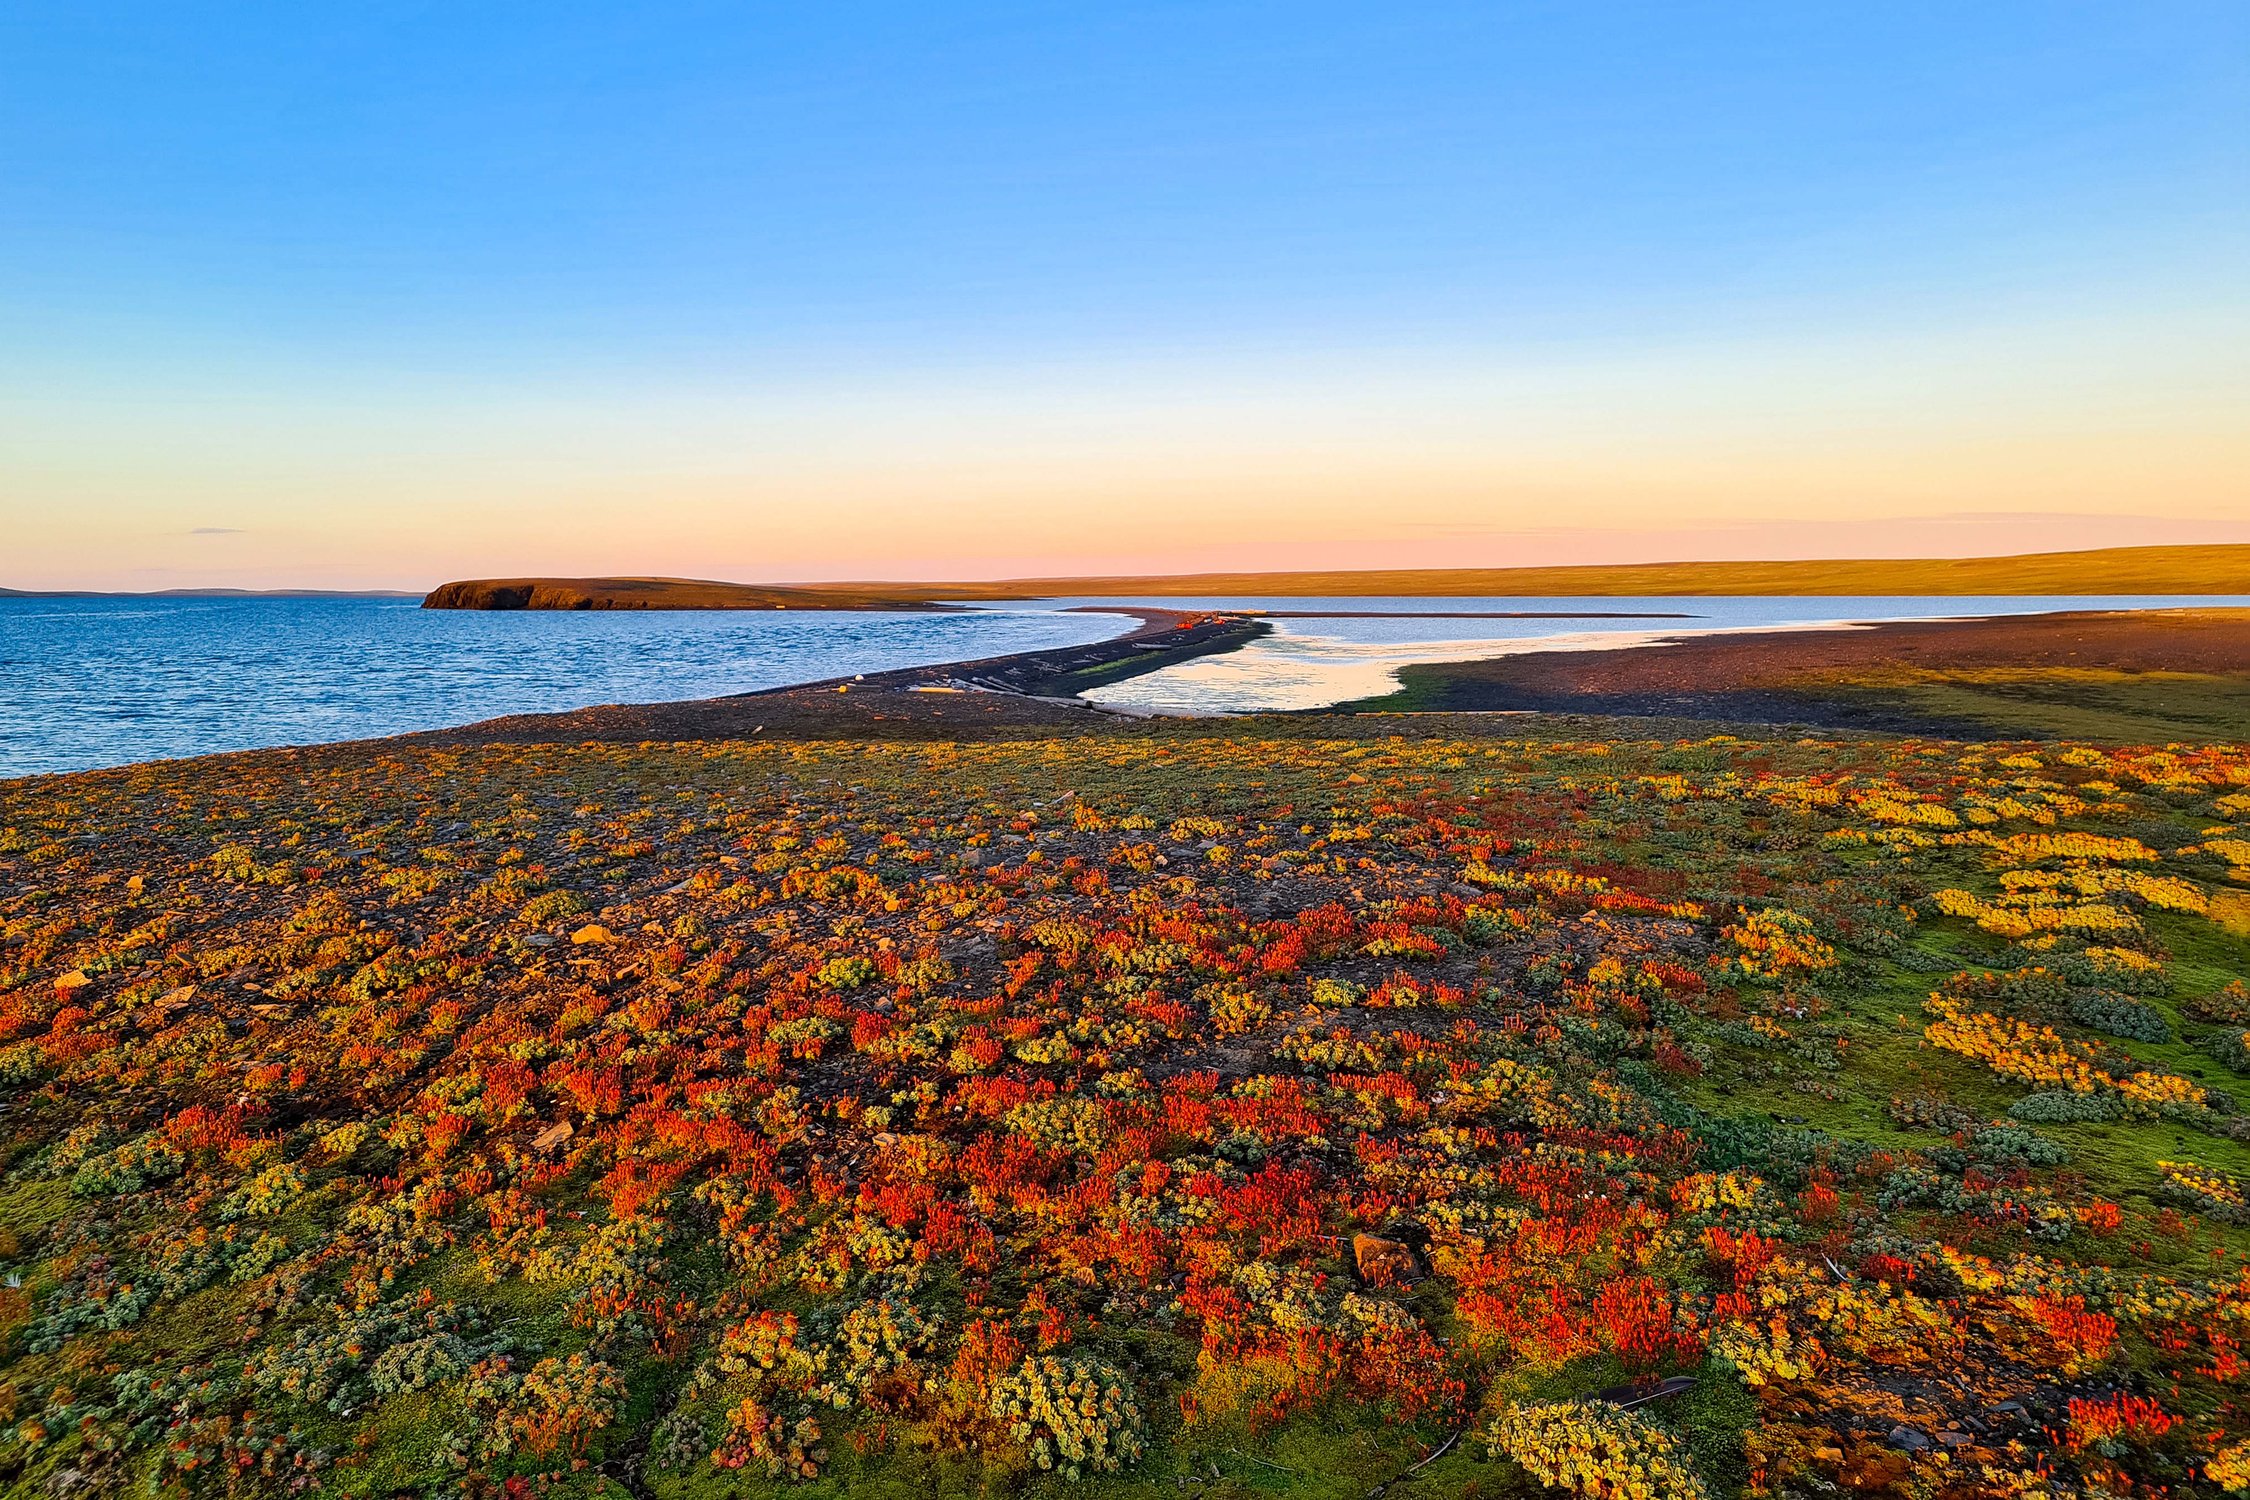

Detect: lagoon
[1061, 595, 2250, 713]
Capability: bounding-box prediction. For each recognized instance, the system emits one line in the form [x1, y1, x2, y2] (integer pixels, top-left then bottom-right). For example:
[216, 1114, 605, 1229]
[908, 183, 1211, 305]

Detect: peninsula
[418, 576, 941, 611]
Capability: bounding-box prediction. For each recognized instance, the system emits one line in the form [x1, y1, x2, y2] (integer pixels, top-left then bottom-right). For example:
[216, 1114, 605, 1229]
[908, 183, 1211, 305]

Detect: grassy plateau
[427, 542, 2250, 609]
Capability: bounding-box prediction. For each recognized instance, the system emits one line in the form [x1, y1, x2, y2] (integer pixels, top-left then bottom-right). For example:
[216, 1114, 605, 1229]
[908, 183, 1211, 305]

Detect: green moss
[1675, 1365, 1760, 1498]
[1802, 669, 2250, 743]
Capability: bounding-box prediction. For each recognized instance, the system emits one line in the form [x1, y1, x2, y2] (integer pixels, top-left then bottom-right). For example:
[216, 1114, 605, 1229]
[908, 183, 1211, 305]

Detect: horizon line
[13, 540, 2250, 599]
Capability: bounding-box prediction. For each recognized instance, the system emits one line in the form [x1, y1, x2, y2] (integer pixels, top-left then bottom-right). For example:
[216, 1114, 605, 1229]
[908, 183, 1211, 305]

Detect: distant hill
[858, 543, 2250, 600]
[420, 576, 944, 611]
[390, 545, 2250, 613]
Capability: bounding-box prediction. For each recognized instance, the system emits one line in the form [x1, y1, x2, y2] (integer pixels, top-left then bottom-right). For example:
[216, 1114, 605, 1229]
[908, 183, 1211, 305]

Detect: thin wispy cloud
[188, 526, 246, 535]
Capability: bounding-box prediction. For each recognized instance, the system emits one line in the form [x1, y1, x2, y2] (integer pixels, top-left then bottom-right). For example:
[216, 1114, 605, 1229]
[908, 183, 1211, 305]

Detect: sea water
[0, 596, 1130, 776]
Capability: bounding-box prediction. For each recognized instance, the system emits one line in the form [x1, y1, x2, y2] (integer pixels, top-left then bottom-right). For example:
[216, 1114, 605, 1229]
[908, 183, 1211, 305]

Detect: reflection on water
[1073, 595, 2250, 715]
[1084, 626, 1696, 714]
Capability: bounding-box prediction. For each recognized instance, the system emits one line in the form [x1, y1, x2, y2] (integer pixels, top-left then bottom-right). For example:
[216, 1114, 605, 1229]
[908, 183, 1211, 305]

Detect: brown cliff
[421, 577, 941, 611]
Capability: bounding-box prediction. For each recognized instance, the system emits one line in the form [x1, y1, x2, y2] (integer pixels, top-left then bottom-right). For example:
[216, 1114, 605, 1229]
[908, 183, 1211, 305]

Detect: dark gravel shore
[406, 609, 1270, 747]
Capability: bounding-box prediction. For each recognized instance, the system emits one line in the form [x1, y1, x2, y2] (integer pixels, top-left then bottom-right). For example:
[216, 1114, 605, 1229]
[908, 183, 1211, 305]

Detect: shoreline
[391, 607, 1274, 752]
[10, 603, 2248, 784]
[1233, 608, 1696, 620]
[753, 607, 1269, 698]
[0, 605, 1233, 781]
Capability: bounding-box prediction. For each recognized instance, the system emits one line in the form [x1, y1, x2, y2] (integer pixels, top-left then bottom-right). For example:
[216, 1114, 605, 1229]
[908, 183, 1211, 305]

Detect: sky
[1, 2, 2245, 590]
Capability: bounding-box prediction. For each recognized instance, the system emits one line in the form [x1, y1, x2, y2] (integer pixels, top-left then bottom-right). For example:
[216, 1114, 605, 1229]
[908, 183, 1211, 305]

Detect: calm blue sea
[4, 593, 2243, 775]
[0, 597, 1129, 777]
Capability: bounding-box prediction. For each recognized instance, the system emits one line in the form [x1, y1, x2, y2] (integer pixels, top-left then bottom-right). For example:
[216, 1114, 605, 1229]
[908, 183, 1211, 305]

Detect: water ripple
[0, 598, 1128, 777]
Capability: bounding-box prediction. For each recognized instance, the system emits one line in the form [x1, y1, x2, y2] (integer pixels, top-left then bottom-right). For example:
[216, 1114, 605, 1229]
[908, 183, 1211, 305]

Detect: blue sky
[2, 3, 2245, 586]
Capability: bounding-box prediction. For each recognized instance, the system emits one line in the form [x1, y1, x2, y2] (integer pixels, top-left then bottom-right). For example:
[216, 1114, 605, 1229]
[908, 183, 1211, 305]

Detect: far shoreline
[8, 598, 2248, 782]
[414, 544, 2250, 610]
[396, 602, 2250, 753]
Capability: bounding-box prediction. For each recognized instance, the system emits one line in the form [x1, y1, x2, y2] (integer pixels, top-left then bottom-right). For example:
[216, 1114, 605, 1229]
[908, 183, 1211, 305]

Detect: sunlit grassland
[838, 543, 2250, 600]
[2, 725, 2249, 1498]
[1354, 663, 2250, 745]
[1801, 666, 2250, 744]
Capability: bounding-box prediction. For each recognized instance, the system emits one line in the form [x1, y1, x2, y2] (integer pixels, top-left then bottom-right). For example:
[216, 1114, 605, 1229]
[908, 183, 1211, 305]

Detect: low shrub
[2009, 1090, 2122, 1124]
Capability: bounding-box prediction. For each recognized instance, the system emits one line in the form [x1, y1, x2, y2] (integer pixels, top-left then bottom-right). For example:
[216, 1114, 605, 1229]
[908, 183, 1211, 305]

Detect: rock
[53, 970, 92, 993]
[532, 1121, 575, 1152]
[571, 924, 616, 946]
[1934, 1431, 1973, 1449]
[1885, 1426, 1931, 1453]
[143, 985, 196, 1018]
[523, 933, 556, 947]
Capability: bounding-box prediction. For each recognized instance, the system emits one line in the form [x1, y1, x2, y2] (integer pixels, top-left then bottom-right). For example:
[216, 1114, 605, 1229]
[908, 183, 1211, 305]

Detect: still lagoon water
[5, 593, 2243, 776]
[1071, 594, 2250, 715]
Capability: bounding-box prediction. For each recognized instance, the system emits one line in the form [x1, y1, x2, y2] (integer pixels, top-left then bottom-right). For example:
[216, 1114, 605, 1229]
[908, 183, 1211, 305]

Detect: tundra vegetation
[3, 724, 2250, 1498]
